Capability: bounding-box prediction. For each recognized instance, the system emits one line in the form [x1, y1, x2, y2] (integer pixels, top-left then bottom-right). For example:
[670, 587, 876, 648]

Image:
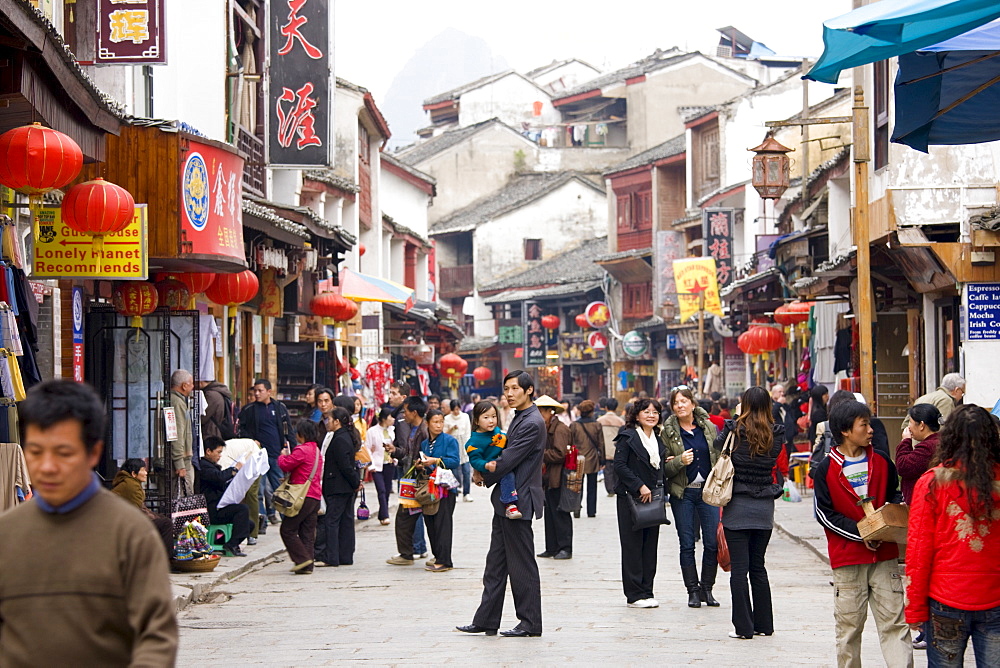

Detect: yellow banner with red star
[672, 257, 723, 323]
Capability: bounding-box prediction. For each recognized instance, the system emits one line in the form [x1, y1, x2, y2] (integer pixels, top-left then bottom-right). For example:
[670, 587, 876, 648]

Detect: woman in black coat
[316, 407, 361, 567]
[613, 398, 667, 609]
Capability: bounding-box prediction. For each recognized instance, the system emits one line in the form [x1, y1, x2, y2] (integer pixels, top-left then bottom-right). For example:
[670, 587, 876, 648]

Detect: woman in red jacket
[905, 404, 1000, 667]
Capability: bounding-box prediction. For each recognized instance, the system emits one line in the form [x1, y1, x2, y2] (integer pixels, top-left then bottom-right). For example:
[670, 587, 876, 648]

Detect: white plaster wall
[381, 168, 431, 238]
[334, 87, 363, 181]
[149, 0, 228, 141]
[531, 61, 602, 95]
[412, 125, 539, 222]
[457, 75, 559, 129]
[827, 175, 852, 258]
[474, 180, 606, 284]
[536, 147, 630, 173]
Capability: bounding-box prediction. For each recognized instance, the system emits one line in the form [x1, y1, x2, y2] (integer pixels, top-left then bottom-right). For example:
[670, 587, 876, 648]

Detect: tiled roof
[525, 58, 599, 80]
[245, 195, 356, 245]
[553, 49, 694, 101]
[481, 236, 609, 294]
[394, 118, 525, 166]
[242, 200, 309, 238]
[424, 70, 517, 105]
[380, 152, 437, 185]
[595, 247, 652, 263]
[483, 280, 603, 305]
[303, 169, 360, 194]
[605, 134, 685, 175]
[430, 172, 605, 235]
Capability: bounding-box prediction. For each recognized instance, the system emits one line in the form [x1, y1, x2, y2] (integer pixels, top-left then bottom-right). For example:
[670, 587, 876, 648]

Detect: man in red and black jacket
[812, 399, 913, 668]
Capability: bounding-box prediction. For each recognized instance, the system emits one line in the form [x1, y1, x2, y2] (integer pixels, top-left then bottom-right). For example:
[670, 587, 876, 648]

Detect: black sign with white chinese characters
[703, 208, 734, 288]
[523, 301, 546, 367]
[268, 0, 331, 167]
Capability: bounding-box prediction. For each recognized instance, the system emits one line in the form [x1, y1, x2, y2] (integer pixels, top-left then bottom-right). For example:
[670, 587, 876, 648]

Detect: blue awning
[805, 0, 1000, 84]
[891, 19, 1000, 151]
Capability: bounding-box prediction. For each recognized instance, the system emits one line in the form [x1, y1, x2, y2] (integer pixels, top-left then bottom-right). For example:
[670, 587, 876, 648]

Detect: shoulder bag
[702, 430, 736, 507]
[414, 467, 440, 516]
[273, 447, 320, 518]
[626, 482, 671, 531]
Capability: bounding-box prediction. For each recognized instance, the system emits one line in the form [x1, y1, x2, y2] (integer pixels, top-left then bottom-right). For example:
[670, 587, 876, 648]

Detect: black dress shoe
[456, 624, 497, 636]
[552, 550, 572, 560]
[536, 551, 555, 558]
[224, 544, 247, 557]
[500, 627, 542, 638]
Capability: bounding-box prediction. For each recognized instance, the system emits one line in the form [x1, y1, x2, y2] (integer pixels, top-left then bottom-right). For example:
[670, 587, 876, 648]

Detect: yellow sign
[672, 257, 723, 323]
[33, 205, 148, 279]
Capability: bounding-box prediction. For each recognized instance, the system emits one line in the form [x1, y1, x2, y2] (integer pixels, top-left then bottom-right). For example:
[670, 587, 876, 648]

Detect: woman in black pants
[571, 400, 605, 518]
[613, 398, 666, 608]
[316, 406, 361, 567]
[714, 386, 784, 639]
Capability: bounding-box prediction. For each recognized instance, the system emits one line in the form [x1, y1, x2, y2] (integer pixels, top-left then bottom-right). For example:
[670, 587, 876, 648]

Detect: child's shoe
[505, 504, 522, 520]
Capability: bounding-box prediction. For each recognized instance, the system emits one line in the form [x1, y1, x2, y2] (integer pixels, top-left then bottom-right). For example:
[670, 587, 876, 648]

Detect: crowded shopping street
[2, 0, 1000, 666]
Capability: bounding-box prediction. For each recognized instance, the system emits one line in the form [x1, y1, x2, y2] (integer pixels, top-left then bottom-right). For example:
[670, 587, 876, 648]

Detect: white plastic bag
[219, 448, 270, 508]
[782, 479, 802, 503]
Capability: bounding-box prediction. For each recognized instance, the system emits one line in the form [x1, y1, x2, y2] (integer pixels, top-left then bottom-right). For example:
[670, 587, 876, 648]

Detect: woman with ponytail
[714, 386, 785, 640]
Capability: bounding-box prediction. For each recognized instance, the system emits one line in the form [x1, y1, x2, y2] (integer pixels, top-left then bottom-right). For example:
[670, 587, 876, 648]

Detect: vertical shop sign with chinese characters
[703, 208, 734, 288]
[268, 0, 331, 167]
[523, 301, 546, 367]
[96, 0, 166, 64]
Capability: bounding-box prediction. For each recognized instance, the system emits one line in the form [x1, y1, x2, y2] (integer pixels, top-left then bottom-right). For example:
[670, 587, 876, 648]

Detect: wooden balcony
[238, 126, 265, 198]
[439, 264, 474, 299]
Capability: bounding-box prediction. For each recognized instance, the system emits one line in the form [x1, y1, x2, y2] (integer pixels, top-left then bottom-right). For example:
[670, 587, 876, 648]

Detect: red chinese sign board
[703, 208, 735, 288]
[268, 0, 331, 167]
[180, 138, 245, 262]
[96, 0, 166, 64]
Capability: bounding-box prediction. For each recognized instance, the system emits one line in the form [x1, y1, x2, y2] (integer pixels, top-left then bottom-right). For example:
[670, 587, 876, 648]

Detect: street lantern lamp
[749, 135, 793, 200]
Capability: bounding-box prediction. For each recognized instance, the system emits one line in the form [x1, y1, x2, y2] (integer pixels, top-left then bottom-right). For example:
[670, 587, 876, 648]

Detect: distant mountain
[382, 28, 508, 150]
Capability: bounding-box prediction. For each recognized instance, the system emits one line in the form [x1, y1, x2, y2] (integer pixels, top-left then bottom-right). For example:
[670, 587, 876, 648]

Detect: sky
[334, 0, 853, 103]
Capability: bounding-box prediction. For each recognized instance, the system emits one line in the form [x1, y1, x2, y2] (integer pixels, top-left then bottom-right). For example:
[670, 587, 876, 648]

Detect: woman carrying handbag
[276, 420, 324, 574]
[714, 386, 785, 639]
[613, 398, 668, 609]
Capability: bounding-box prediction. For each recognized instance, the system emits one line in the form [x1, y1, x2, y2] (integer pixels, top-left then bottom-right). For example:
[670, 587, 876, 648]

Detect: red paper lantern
[358, 244, 366, 257]
[0, 123, 82, 195]
[541, 315, 560, 330]
[575, 313, 590, 329]
[112, 281, 159, 328]
[472, 366, 492, 383]
[737, 330, 760, 356]
[154, 278, 190, 312]
[310, 292, 359, 322]
[205, 270, 259, 317]
[174, 272, 216, 295]
[750, 325, 785, 353]
[786, 300, 812, 324]
[439, 353, 468, 382]
[773, 304, 797, 327]
[61, 177, 136, 239]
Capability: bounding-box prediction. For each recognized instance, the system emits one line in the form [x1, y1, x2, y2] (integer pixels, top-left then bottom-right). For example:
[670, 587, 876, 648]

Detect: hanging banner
[96, 0, 166, 64]
[268, 0, 332, 167]
[33, 205, 148, 279]
[703, 208, 734, 288]
[523, 301, 546, 367]
[654, 230, 685, 314]
[258, 268, 283, 317]
[180, 137, 245, 261]
[672, 257, 724, 324]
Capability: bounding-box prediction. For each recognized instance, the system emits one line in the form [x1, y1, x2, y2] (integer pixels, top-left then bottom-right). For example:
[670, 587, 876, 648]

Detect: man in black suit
[458, 370, 545, 638]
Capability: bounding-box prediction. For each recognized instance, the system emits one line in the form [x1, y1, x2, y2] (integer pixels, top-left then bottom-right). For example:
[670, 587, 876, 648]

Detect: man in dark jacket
[200, 380, 235, 441]
[238, 379, 294, 524]
[537, 396, 573, 559]
[458, 370, 546, 638]
[200, 436, 250, 557]
[385, 396, 429, 565]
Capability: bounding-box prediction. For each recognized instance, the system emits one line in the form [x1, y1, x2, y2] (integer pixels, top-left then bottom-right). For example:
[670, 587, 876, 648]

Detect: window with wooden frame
[524, 238, 542, 260]
[700, 127, 720, 185]
[874, 59, 890, 170]
[622, 281, 653, 320]
[616, 194, 632, 232]
[358, 123, 370, 164]
[634, 190, 652, 230]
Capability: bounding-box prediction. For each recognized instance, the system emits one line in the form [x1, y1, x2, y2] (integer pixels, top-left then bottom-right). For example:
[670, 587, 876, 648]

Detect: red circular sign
[588, 331, 608, 350]
[585, 301, 610, 328]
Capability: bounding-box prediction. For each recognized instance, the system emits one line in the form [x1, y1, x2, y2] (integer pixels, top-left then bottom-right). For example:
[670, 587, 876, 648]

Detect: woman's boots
[699, 557, 721, 606]
[681, 564, 702, 608]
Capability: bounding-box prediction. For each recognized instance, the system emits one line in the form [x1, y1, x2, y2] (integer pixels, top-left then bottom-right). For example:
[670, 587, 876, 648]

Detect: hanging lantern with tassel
[472, 366, 492, 386]
[439, 353, 468, 389]
[112, 281, 158, 329]
[205, 270, 259, 333]
[61, 177, 135, 254]
[154, 278, 190, 311]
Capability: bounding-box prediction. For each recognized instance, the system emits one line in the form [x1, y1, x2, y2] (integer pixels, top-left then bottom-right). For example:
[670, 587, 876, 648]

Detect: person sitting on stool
[200, 436, 252, 557]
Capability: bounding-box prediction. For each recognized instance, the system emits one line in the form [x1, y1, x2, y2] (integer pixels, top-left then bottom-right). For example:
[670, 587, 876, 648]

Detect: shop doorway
[86, 305, 200, 516]
[874, 312, 909, 440]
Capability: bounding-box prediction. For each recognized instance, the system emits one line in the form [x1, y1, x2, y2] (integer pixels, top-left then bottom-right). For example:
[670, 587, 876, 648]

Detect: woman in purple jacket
[895, 403, 941, 505]
[277, 419, 324, 574]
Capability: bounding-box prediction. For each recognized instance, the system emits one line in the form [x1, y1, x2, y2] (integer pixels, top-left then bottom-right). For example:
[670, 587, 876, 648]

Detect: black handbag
[626, 483, 670, 531]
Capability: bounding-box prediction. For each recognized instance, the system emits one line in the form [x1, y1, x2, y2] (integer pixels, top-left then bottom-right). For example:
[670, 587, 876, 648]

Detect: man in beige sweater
[0, 379, 177, 667]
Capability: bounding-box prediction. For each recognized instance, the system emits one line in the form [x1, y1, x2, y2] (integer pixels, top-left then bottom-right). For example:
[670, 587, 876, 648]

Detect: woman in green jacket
[661, 386, 721, 608]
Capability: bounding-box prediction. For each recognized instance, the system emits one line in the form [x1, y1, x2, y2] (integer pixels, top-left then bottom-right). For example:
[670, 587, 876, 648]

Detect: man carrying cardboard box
[812, 399, 912, 668]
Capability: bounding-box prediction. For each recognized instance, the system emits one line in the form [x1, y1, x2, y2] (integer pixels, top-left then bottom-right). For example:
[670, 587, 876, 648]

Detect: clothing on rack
[0, 441, 31, 512]
[811, 302, 850, 386]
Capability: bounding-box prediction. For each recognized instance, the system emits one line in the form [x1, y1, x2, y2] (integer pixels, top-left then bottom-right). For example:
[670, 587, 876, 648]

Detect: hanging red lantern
[472, 366, 492, 384]
[750, 325, 785, 353]
[174, 272, 216, 295]
[154, 278, 190, 312]
[205, 270, 259, 317]
[112, 281, 159, 329]
[737, 330, 760, 356]
[786, 300, 812, 324]
[575, 313, 590, 329]
[773, 304, 796, 327]
[61, 178, 136, 246]
[358, 243, 366, 257]
[310, 292, 359, 322]
[439, 353, 468, 385]
[541, 315, 560, 330]
[0, 123, 83, 195]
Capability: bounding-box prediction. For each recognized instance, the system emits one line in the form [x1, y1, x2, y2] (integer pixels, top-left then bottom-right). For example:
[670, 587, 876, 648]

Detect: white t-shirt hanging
[199, 314, 220, 381]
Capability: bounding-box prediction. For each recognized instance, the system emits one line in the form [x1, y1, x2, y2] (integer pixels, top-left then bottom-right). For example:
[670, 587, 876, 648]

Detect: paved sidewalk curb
[774, 517, 830, 566]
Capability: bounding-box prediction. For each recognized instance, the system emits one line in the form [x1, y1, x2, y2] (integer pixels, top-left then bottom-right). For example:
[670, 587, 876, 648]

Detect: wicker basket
[857, 500, 908, 544]
[171, 555, 222, 573]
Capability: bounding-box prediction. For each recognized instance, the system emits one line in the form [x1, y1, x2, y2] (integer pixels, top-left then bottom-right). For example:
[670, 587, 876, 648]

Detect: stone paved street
[178, 483, 929, 666]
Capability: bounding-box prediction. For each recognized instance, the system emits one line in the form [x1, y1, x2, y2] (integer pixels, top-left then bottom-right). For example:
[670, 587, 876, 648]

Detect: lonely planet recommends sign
[33, 205, 148, 279]
[622, 330, 649, 358]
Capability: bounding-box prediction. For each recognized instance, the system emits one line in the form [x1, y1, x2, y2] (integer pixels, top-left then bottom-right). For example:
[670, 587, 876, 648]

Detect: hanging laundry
[364, 360, 393, 407]
[0, 442, 30, 513]
[595, 122, 608, 136]
[573, 124, 587, 142]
